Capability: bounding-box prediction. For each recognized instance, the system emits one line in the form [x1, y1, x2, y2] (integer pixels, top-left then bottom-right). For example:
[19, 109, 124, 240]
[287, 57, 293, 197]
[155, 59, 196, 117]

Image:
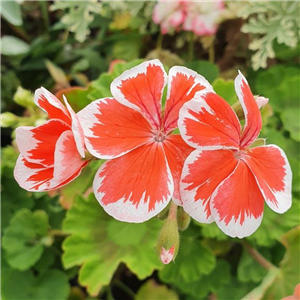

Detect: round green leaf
[1, 36, 30, 56]
[2, 209, 49, 270]
[62, 195, 163, 296]
[1, 1, 22, 26]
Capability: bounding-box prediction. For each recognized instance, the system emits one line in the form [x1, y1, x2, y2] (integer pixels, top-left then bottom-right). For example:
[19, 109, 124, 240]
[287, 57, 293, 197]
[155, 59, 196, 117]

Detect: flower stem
[242, 241, 277, 270]
[114, 280, 136, 299]
[208, 40, 215, 64]
[168, 201, 178, 220]
[48, 229, 69, 237]
[188, 31, 195, 62]
[156, 32, 163, 50]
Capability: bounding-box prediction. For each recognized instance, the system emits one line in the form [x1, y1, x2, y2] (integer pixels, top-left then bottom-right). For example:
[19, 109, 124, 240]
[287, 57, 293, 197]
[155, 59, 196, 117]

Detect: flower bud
[13, 86, 34, 108]
[156, 218, 179, 264]
[0, 112, 18, 127]
[232, 95, 269, 120]
[250, 138, 266, 148]
[255, 96, 269, 109]
[177, 207, 191, 231]
[160, 245, 175, 265]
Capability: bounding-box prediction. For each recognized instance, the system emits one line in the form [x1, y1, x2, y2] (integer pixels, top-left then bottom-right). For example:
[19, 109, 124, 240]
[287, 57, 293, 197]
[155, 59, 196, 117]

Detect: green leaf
[62, 195, 162, 296]
[216, 277, 256, 300]
[173, 260, 230, 299]
[263, 126, 300, 193]
[51, 1, 102, 42]
[33, 248, 56, 274]
[136, 279, 179, 300]
[2, 209, 49, 270]
[237, 248, 268, 283]
[107, 221, 148, 246]
[186, 60, 219, 83]
[242, 227, 300, 300]
[197, 221, 229, 241]
[281, 107, 300, 141]
[255, 66, 300, 112]
[239, 2, 300, 69]
[112, 37, 142, 61]
[264, 226, 300, 299]
[1, 1, 23, 26]
[1, 261, 70, 300]
[1, 36, 30, 56]
[212, 78, 237, 105]
[159, 229, 216, 284]
[1, 147, 35, 231]
[247, 201, 300, 247]
[45, 59, 69, 86]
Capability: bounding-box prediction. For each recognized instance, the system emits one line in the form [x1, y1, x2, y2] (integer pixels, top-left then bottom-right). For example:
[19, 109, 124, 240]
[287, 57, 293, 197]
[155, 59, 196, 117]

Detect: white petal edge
[166, 66, 214, 101]
[34, 87, 69, 118]
[15, 119, 69, 167]
[14, 155, 54, 192]
[178, 93, 239, 151]
[110, 59, 168, 114]
[77, 98, 151, 160]
[93, 154, 175, 223]
[63, 95, 85, 158]
[246, 144, 292, 214]
[181, 149, 214, 224]
[210, 161, 263, 238]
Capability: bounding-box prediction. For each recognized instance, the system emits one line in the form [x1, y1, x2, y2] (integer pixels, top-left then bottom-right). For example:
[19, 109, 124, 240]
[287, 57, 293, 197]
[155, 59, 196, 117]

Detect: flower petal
[210, 161, 264, 238]
[111, 59, 167, 129]
[243, 145, 292, 214]
[163, 66, 213, 133]
[52, 130, 89, 185]
[93, 142, 174, 223]
[34, 87, 71, 125]
[163, 134, 193, 206]
[63, 95, 85, 158]
[235, 71, 262, 148]
[14, 156, 55, 191]
[181, 149, 238, 223]
[78, 98, 153, 159]
[178, 91, 241, 150]
[15, 120, 70, 167]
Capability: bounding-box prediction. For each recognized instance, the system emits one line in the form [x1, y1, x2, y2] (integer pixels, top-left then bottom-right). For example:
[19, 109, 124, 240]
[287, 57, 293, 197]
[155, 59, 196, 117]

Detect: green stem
[208, 40, 215, 64]
[48, 229, 69, 237]
[156, 32, 163, 50]
[188, 31, 195, 62]
[40, 1, 49, 32]
[114, 280, 136, 300]
[168, 201, 178, 220]
[7, 23, 30, 43]
[242, 241, 277, 270]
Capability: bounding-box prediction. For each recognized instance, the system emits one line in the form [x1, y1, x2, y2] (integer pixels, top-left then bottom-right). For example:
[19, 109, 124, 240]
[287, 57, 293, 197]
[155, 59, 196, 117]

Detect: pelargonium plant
[152, 0, 224, 36]
[14, 60, 292, 264]
[14, 88, 91, 191]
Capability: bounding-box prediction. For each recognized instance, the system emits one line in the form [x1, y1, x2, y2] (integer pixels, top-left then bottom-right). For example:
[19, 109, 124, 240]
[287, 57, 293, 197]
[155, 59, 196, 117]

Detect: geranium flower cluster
[153, 0, 225, 35]
[14, 60, 292, 243]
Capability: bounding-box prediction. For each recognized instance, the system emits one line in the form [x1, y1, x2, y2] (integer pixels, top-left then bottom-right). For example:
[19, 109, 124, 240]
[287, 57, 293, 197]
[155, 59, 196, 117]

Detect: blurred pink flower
[185, 1, 225, 36]
[153, 1, 185, 35]
[153, 0, 224, 36]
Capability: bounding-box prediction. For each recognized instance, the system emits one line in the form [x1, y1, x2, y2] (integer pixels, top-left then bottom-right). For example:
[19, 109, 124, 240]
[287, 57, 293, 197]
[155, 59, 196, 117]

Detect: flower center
[233, 149, 250, 161]
[153, 130, 166, 142]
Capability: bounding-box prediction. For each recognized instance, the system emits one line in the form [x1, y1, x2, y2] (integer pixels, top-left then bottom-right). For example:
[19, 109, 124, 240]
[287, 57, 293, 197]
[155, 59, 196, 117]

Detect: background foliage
[1, 1, 299, 300]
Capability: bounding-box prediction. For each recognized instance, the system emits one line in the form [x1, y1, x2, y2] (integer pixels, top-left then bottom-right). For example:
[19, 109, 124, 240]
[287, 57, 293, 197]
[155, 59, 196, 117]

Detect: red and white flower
[179, 71, 292, 238]
[78, 59, 213, 222]
[14, 88, 89, 191]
